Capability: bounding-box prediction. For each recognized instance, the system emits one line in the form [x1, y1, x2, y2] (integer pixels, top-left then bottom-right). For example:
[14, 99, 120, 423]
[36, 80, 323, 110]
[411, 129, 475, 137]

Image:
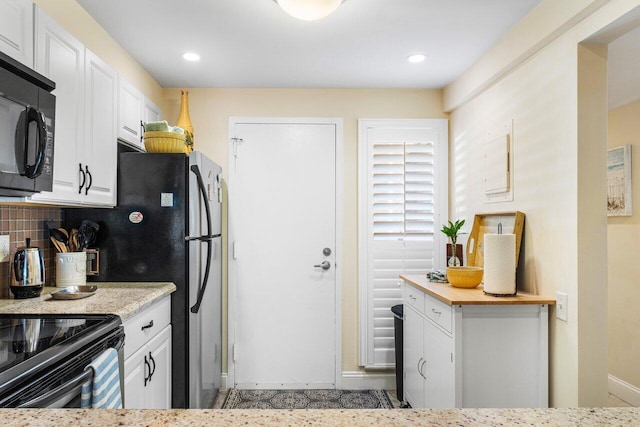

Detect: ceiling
[76, 0, 542, 89]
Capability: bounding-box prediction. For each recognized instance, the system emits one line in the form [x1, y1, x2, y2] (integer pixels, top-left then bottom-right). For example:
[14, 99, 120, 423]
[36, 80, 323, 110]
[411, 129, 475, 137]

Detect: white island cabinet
[123, 295, 172, 409]
[401, 275, 554, 409]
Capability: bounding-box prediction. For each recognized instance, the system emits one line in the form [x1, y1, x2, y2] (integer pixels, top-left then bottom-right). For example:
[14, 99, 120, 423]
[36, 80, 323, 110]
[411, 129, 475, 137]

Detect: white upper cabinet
[82, 49, 117, 205]
[118, 76, 144, 151]
[0, 0, 33, 67]
[144, 97, 162, 124]
[31, 7, 117, 206]
[32, 7, 85, 205]
[119, 76, 163, 152]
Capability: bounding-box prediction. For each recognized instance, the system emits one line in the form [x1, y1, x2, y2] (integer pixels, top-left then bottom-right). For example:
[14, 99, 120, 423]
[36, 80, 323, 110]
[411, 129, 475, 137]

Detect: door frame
[227, 116, 344, 388]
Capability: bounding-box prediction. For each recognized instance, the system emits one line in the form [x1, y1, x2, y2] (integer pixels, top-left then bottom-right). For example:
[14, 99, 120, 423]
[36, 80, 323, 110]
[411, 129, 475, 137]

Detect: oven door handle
[17, 368, 93, 408]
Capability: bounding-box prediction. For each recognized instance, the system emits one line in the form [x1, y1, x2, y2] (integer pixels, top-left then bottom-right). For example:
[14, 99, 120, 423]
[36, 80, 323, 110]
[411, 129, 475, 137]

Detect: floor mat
[222, 389, 394, 409]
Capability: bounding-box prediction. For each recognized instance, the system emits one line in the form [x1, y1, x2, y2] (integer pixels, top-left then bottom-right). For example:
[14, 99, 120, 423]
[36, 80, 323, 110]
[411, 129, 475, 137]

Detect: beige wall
[33, 0, 162, 105]
[607, 100, 640, 388]
[161, 88, 447, 374]
[445, 0, 640, 407]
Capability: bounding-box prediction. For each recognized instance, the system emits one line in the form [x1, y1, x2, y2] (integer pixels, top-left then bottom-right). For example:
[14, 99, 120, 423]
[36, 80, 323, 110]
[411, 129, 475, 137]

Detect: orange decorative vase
[176, 90, 194, 151]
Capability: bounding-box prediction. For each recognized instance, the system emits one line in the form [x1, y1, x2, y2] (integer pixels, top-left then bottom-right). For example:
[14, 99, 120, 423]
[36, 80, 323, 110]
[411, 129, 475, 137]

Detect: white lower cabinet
[403, 281, 549, 408]
[123, 325, 171, 409]
[123, 296, 172, 409]
[403, 302, 454, 408]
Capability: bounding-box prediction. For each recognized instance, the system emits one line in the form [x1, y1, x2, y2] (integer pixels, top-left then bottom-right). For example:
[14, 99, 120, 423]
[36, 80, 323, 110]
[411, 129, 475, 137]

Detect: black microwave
[0, 51, 55, 197]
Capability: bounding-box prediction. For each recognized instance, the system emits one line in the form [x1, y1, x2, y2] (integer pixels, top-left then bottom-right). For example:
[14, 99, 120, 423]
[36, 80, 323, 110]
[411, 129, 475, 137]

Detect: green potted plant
[441, 219, 465, 266]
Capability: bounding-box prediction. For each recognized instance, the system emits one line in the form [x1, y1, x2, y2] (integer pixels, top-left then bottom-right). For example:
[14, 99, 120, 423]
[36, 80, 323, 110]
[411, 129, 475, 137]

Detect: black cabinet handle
[85, 165, 92, 195]
[144, 354, 151, 386]
[148, 351, 156, 381]
[78, 163, 86, 194]
[141, 320, 154, 331]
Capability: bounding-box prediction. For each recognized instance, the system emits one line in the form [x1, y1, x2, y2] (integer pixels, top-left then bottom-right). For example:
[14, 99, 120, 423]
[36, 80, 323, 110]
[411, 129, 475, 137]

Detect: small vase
[447, 239, 460, 267]
[176, 90, 194, 151]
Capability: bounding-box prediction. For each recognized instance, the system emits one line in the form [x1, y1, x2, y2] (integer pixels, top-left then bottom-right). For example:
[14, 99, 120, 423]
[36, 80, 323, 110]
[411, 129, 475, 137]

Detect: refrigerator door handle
[185, 233, 221, 242]
[189, 164, 214, 314]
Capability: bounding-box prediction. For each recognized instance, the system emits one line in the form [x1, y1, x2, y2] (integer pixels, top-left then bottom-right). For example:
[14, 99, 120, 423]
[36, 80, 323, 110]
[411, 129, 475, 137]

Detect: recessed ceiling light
[407, 54, 427, 63]
[182, 52, 201, 62]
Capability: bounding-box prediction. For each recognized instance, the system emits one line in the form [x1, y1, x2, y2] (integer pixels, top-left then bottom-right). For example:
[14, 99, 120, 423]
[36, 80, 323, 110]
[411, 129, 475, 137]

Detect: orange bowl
[446, 266, 483, 288]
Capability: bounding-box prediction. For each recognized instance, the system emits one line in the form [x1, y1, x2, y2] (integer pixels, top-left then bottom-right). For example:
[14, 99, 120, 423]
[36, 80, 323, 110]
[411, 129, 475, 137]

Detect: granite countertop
[401, 274, 556, 306]
[1, 407, 639, 426]
[0, 282, 176, 320]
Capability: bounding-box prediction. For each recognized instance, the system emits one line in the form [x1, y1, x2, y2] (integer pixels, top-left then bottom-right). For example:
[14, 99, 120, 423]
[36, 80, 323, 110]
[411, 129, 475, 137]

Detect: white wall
[445, 0, 640, 407]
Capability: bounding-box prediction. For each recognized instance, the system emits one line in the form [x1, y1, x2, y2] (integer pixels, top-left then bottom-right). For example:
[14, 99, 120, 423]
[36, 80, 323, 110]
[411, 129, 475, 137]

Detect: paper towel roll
[483, 233, 516, 295]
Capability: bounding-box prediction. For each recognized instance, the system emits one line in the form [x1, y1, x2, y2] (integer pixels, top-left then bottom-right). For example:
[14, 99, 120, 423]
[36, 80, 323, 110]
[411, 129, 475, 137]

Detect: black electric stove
[0, 314, 124, 407]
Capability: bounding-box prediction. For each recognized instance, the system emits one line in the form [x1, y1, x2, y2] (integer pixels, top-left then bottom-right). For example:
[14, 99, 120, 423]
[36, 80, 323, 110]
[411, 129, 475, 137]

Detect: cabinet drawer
[424, 295, 452, 333]
[124, 296, 171, 359]
[404, 285, 425, 315]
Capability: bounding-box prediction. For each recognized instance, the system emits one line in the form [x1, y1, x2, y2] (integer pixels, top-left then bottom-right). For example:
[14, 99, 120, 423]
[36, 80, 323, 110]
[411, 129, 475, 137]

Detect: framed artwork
[607, 145, 632, 216]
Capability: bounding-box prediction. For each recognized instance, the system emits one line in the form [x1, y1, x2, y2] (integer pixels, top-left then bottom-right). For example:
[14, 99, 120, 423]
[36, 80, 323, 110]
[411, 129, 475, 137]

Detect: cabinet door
[403, 304, 425, 408]
[117, 76, 144, 150]
[123, 344, 149, 409]
[83, 49, 117, 206]
[0, 0, 33, 67]
[32, 7, 84, 204]
[423, 319, 455, 408]
[146, 325, 172, 409]
[144, 97, 162, 123]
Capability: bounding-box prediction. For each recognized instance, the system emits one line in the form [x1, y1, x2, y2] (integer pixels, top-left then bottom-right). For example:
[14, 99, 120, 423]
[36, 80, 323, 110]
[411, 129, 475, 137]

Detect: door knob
[314, 261, 331, 270]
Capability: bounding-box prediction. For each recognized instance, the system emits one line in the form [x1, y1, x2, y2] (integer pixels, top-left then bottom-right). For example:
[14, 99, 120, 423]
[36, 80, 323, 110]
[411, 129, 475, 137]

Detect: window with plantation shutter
[358, 119, 448, 368]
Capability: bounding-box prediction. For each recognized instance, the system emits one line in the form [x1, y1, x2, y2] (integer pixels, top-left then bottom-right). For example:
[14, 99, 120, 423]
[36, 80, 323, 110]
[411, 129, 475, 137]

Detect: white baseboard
[340, 371, 396, 390]
[609, 374, 640, 406]
[221, 371, 396, 391]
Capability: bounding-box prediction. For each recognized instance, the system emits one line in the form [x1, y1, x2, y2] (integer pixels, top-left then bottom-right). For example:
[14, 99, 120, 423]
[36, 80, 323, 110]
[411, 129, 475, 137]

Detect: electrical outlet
[0, 235, 9, 263]
[556, 291, 568, 322]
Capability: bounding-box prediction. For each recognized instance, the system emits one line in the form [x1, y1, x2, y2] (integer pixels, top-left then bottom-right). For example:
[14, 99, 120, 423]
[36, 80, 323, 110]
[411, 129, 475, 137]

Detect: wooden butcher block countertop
[401, 275, 556, 306]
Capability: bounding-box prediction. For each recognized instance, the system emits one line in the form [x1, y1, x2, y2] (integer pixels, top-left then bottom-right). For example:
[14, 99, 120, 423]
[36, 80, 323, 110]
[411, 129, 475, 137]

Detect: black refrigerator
[64, 151, 223, 409]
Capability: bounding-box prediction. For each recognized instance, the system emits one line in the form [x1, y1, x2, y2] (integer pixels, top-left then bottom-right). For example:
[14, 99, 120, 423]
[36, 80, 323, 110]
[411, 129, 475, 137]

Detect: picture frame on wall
[607, 145, 632, 217]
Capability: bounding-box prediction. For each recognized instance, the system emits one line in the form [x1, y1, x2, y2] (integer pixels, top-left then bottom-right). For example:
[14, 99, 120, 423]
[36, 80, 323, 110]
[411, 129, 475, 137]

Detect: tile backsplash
[0, 206, 62, 298]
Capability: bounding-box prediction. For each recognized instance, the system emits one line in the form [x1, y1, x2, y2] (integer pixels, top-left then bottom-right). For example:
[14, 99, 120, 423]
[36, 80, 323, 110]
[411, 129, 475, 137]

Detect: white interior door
[229, 118, 340, 388]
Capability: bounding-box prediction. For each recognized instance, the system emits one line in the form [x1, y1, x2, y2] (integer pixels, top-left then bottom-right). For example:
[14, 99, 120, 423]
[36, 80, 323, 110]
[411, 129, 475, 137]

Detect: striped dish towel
[80, 348, 123, 409]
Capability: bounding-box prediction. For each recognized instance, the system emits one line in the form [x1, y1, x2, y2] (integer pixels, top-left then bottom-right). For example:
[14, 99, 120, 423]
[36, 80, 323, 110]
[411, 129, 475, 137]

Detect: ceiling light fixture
[274, 0, 345, 21]
[182, 52, 201, 62]
[406, 54, 427, 63]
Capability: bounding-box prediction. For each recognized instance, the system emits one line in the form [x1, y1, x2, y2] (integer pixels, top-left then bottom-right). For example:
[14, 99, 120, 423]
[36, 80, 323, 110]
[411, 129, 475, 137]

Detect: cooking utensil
[49, 236, 66, 253]
[49, 228, 68, 252]
[10, 237, 45, 299]
[77, 220, 99, 251]
[69, 228, 78, 252]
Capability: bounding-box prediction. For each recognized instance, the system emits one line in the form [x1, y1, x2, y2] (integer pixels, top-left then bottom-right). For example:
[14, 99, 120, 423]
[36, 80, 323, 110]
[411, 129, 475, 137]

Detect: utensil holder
[56, 252, 87, 287]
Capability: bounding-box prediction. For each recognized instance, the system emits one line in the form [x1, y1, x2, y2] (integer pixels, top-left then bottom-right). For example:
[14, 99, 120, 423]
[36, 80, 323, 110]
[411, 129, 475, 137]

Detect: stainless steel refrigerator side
[187, 151, 223, 408]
